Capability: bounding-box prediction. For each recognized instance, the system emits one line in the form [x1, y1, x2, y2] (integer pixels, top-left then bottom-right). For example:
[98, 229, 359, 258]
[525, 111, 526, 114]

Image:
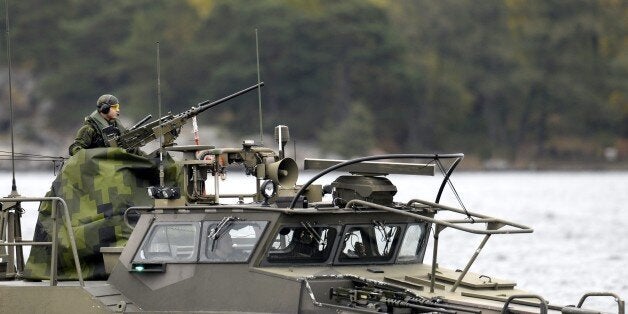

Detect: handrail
[343, 198, 532, 293]
[344, 199, 533, 235]
[501, 294, 548, 314]
[406, 199, 533, 233]
[0, 197, 84, 286]
[577, 292, 625, 314]
[288, 153, 465, 209]
[121, 195, 535, 235]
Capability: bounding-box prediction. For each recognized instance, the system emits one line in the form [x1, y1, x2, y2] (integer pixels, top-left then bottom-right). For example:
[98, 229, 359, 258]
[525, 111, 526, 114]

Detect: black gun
[330, 285, 480, 314]
[107, 82, 264, 150]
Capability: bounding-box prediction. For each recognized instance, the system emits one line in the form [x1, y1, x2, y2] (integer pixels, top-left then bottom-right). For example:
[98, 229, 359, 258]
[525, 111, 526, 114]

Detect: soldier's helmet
[97, 94, 119, 108]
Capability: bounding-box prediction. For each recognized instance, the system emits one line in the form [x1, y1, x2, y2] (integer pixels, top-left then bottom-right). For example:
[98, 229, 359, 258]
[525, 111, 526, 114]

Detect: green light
[134, 265, 145, 272]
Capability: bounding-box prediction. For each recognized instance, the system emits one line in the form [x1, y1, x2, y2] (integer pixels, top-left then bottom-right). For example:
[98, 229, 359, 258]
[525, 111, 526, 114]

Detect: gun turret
[107, 82, 264, 150]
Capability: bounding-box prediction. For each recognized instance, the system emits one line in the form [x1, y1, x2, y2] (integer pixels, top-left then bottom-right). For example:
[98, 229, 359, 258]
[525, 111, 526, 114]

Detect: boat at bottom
[0, 125, 625, 313]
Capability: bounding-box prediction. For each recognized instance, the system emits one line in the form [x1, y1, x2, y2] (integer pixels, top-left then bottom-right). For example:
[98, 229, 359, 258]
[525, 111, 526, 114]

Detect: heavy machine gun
[330, 285, 480, 313]
[107, 82, 264, 150]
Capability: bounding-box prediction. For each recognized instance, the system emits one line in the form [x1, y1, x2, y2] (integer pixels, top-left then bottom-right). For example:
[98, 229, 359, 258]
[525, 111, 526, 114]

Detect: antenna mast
[2, 0, 24, 278]
[5, 0, 17, 196]
[255, 28, 263, 145]
[156, 41, 164, 187]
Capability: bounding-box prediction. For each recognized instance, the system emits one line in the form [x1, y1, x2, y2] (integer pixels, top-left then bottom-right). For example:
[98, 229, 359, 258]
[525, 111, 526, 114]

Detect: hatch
[428, 268, 516, 290]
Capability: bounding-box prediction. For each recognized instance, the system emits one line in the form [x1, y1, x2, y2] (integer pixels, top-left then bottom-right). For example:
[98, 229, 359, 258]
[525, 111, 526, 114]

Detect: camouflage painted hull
[23, 148, 181, 280]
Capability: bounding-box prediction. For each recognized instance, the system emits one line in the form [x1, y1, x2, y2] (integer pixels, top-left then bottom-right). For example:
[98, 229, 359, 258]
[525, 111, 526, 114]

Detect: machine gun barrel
[130, 114, 152, 130]
[406, 296, 481, 314]
[187, 82, 264, 118]
[383, 298, 457, 314]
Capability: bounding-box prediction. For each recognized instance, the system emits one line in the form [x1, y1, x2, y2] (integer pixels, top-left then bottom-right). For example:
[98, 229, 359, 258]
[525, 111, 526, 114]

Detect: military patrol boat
[1, 88, 625, 313]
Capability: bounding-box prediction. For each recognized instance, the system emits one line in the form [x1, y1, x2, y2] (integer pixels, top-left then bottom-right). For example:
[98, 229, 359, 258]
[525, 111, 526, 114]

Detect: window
[397, 224, 426, 262]
[201, 219, 268, 263]
[266, 224, 338, 264]
[133, 222, 200, 263]
[338, 223, 402, 263]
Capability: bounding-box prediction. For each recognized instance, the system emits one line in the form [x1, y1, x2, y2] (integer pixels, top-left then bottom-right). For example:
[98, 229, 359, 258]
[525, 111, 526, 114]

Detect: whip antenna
[3, 0, 24, 278]
[156, 41, 164, 187]
[255, 28, 263, 145]
[5, 0, 17, 195]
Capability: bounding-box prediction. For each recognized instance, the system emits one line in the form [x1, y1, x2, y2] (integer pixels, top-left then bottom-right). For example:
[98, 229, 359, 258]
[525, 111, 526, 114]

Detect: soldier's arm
[68, 125, 97, 156]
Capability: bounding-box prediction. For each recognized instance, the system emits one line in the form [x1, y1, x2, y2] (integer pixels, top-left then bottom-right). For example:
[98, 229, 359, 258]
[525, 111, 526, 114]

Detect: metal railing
[0, 197, 83, 286]
[343, 198, 533, 293]
[577, 292, 625, 314]
[501, 294, 548, 314]
[283, 153, 533, 294]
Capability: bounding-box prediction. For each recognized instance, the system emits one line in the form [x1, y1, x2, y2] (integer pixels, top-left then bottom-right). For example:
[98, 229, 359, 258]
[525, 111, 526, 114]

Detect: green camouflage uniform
[68, 110, 127, 156]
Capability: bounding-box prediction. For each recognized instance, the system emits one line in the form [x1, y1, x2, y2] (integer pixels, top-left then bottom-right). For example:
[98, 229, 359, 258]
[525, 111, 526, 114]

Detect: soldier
[68, 94, 128, 156]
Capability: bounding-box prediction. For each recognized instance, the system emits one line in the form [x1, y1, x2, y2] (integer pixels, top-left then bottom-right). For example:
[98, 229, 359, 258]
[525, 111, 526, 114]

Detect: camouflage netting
[23, 148, 182, 280]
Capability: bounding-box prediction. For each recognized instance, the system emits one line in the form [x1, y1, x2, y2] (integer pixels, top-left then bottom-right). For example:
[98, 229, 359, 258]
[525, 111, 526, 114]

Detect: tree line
[1, 0, 626, 164]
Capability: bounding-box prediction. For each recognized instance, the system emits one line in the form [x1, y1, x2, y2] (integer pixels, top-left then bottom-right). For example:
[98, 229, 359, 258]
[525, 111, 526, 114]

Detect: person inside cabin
[68, 94, 136, 156]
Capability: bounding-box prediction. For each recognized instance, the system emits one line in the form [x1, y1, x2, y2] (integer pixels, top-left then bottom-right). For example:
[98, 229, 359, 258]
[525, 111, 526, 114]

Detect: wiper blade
[208, 216, 239, 251]
[300, 221, 323, 245]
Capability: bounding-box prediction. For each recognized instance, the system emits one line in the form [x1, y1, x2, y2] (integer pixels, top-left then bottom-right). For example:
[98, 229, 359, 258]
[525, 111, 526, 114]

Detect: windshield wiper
[373, 220, 395, 254]
[300, 221, 323, 245]
[208, 216, 239, 251]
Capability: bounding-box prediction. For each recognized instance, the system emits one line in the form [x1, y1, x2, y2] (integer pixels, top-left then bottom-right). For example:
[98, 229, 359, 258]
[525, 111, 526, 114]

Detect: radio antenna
[5, 0, 17, 196]
[3, 0, 25, 278]
[255, 28, 263, 145]
[156, 41, 164, 187]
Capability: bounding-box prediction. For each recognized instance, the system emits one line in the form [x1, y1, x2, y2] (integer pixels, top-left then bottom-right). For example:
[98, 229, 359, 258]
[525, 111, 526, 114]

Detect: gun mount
[164, 131, 313, 206]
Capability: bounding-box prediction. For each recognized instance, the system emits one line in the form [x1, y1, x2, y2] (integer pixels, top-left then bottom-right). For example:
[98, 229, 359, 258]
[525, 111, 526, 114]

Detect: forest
[0, 0, 626, 168]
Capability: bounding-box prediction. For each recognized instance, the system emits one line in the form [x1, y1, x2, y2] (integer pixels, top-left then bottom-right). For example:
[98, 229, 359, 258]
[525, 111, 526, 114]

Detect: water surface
[1, 170, 626, 310]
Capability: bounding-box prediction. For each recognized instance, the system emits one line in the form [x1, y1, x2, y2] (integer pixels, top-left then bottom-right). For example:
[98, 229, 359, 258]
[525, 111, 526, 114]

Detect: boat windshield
[132, 220, 268, 264]
[133, 222, 201, 263]
[201, 220, 268, 263]
[265, 224, 338, 264]
[337, 223, 403, 263]
[263, 222, 428, 265]
[396, 223, 428, 263]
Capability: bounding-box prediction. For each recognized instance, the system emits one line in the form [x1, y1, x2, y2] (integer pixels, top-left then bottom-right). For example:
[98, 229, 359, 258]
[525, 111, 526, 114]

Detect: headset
[98, 95, 114, 114]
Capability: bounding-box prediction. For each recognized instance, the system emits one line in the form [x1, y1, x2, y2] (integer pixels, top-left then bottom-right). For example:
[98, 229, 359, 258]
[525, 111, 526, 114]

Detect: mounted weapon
[107, 82, 264, 150]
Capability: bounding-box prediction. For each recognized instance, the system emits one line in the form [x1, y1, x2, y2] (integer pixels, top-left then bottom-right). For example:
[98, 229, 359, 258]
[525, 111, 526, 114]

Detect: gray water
[1, 170, 627, 310]
[391, 172, 628, 311]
